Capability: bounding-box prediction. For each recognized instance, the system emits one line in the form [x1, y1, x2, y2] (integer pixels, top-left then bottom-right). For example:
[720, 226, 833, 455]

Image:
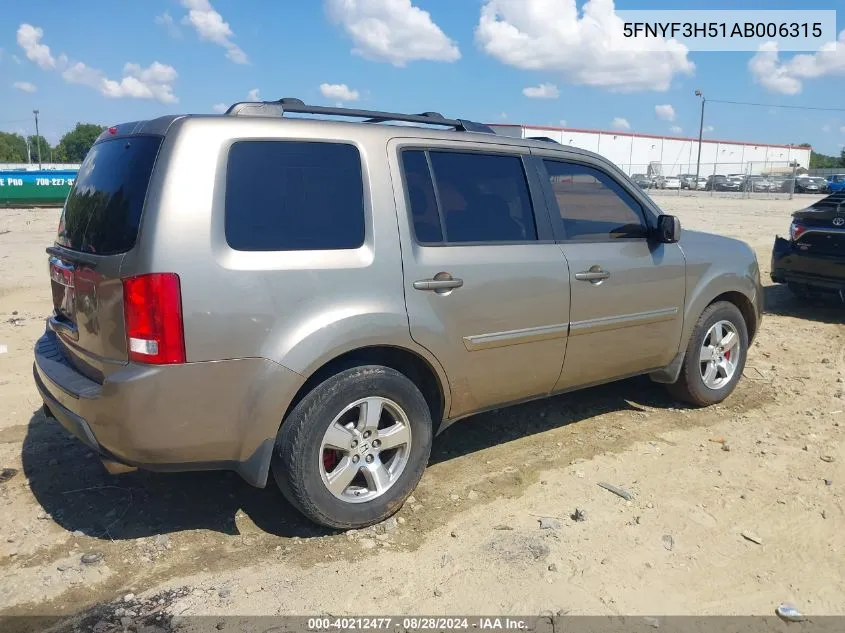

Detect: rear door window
[225, 140, 365, 251]
[401, 149, 537, 244]
[57, 136, 162, 254]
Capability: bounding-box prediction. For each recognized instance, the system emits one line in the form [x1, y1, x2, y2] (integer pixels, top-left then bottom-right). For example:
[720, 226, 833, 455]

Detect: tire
[665, 301, 749, 407]
[272, 365, 433, 530]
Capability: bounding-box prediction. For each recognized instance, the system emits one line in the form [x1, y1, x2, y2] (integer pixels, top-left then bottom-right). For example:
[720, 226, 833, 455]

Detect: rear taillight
[789, 220, 806, 242]
[122, 273, 185, 365]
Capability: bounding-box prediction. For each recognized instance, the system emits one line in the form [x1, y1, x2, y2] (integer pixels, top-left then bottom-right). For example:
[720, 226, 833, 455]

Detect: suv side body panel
[530, 148, 687, 389]
[678, 230, 763, 345]
[388, 138, 571, 418]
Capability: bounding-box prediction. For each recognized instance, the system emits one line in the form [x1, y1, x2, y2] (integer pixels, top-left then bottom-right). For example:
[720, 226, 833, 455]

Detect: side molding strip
[569, 307, 679, 336]
[463, 322, 570, 352]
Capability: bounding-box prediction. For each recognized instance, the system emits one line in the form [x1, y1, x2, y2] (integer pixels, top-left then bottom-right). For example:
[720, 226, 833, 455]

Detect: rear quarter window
[58, 136, 162, 254]
[224, 140, 365, 251]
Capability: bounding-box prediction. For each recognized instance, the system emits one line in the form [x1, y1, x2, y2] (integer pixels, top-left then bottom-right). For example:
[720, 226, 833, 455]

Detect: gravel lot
[0, 195, 842, 627]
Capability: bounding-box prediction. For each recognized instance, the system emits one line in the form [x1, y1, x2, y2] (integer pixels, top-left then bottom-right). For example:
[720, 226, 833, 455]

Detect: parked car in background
[825, 174, 845, 193]
[631, 173, 651, 188]
[663, 176, 681, 189]
[651, 176, 667, 189]
[743, 175, 776, 192]
[771, 191, 845, 301]
[694, 177, 708, 190]
[763, 177, 789, 193]
[794, 177, 828, 194]
[679, 174, 696, 189]
[32, 98, 765, 529]
[705, 175, 741, 191]
[727, 175, 746, 189]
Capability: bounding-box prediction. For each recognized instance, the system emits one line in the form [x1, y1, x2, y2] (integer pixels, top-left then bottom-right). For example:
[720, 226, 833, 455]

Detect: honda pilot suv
[34, 99, 763, 529]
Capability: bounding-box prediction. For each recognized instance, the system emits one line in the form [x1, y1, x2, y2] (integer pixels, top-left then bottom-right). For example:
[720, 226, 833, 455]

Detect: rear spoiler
[95, 116, 184, 143]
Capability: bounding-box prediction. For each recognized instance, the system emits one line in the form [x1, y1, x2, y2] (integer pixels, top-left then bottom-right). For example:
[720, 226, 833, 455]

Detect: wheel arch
[709, 290, 759, 343]
[282, 345, 449, 433]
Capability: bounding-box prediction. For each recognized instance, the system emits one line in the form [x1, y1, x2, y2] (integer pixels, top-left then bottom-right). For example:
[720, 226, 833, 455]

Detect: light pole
[694, 90, 705, 186]
[33, 109, 42, 170]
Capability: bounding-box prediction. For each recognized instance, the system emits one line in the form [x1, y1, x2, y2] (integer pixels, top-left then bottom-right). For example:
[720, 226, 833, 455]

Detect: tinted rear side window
[427, 151, 537, 243]
[225, 141, 365, 251]
[402, 150, 443, 244]
[58, 136, 162, 254]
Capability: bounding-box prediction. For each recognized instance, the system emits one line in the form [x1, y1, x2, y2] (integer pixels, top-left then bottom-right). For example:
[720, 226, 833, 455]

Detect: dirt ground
[0, 195, 842, 626]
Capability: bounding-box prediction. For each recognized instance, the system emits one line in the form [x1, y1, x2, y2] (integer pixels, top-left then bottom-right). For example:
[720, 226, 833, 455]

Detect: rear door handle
[575, 268, 610, 283]
[413, 276, 464, 292]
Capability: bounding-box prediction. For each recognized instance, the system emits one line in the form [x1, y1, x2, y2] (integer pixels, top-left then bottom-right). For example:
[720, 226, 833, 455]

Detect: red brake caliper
[323, 450, 339, 472]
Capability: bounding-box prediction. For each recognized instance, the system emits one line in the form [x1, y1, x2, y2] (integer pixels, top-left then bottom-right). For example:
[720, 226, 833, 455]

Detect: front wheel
[272, 365, 433, 530]
[665, 301, 749, 407]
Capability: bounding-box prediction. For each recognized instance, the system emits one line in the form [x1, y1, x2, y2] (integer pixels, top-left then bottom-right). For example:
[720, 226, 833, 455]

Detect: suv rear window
[57, 136, 162, 254]
[225, 140, 365, 251]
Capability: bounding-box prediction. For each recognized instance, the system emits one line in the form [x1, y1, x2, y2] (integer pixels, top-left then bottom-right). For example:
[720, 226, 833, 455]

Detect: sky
[2, 0, 844, 153]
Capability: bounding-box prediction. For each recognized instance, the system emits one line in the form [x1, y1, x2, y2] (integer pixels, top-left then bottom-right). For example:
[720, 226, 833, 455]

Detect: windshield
[57, 136, 162, 254]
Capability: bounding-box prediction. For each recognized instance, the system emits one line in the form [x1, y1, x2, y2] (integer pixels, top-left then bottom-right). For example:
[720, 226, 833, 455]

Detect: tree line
[796, 144, 845, 169]
[0, 123, 105, 164]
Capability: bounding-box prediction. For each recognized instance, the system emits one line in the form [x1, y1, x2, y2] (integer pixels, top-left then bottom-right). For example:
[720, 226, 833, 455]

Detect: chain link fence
[618, 161, 832, 200]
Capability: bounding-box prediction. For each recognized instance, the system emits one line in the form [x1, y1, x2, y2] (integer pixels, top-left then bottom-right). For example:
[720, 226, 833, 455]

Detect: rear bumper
[33, 330, 305, 486]
[770, 236, 845, 292]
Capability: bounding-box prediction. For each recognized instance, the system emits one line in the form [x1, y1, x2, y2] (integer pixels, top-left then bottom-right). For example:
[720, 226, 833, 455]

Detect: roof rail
[224, 98, 496, 134]
[527, 136, 560, 144]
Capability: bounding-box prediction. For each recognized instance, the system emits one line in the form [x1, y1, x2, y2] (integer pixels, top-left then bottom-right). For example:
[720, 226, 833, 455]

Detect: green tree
[808, 150, 841, 169]
[0, 132, 28, 162]
[55, 123, 106, 162]
[26, 134, 52, 164]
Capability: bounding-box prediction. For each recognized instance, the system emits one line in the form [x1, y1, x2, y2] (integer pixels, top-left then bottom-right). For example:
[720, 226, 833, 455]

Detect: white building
[489, 124, 810, 178]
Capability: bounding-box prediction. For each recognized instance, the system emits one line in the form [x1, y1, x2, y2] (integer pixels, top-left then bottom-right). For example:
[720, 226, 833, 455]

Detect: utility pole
[33, 109, 42, 170]
[694, 89, 705, 186]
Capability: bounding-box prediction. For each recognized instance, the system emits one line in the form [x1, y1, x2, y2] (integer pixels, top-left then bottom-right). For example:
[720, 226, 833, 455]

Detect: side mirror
[655, 214, 681, 243]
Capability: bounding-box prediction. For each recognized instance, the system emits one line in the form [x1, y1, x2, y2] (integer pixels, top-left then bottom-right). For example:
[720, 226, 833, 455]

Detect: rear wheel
[272, 365, 432, 530]
[666, 301, 748, 407]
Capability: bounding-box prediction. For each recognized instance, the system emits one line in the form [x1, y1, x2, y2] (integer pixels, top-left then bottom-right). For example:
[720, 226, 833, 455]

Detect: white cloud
[655, 104, 675, 121]
[63, 61, 179, 104]
[180, 0, 248, 64]
[475, 0, 694, 92]
[247, 88, 260, 101]
[749, 30, 845, 95]
[522, 82, 559, 99]
[670, 125, 683, 134]
[559, 119, 567, 127]
[704, 125, 714, 132]
[17, 24, 56, 70]
[612, 117, 630, 130]
[13, 81, 37, 93]
[841, 125, 845, 133]
[16, 24, 179, 104]
[212, 103, 227, 113]
[319, 82, 360, 102]
[325, 0, 460, 66]
[156, 11, 182, 38]
[12, 55, 22, 64]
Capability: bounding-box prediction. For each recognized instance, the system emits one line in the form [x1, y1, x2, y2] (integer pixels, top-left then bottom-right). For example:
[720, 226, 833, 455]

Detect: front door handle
[413, 274, 464, 292]
[575, 267, 610, 283]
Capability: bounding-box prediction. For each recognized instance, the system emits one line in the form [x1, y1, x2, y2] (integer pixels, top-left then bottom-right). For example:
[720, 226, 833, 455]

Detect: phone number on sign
[623, 22, 824, 39]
